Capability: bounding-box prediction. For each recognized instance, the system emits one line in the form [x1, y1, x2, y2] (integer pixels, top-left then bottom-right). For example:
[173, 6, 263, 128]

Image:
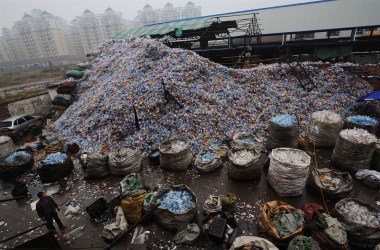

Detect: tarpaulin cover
[314, 46, 353, 60]
[114, 18, 214, 38]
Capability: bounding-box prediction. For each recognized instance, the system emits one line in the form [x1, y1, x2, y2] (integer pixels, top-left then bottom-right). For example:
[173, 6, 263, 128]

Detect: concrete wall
[7, 94, 52, 116]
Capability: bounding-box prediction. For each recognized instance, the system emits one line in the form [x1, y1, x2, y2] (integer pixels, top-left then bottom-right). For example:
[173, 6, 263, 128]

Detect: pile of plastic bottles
[42, 152, 68, 165]
[4, 151, 31, 166]
[157, 189, 195, 213]
[51, 36, 371, 154]
[271, 114, 298, 127]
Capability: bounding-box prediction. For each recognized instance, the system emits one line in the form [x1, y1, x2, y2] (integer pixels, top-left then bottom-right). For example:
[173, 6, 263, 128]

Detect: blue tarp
[357, 90, 380, 102]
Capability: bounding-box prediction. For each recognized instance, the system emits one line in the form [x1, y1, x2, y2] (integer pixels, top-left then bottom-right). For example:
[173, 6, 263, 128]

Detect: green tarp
[314, 46, 353, 60]
[113, 17, 214, 39]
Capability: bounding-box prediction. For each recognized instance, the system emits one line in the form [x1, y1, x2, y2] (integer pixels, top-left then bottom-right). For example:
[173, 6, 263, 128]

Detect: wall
[7, 94, 52, 116]
[0, 104, 11, 121]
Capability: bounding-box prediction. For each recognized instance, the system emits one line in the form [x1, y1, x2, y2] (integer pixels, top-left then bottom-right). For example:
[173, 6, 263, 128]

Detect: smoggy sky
[0, 0, 316, 30]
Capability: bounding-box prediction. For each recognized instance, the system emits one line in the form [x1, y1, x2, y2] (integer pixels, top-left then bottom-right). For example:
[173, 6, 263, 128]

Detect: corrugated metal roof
[114, 17, 214, 39]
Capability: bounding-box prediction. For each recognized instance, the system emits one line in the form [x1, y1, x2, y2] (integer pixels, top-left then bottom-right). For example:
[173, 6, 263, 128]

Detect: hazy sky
[0, 0, 315, 29]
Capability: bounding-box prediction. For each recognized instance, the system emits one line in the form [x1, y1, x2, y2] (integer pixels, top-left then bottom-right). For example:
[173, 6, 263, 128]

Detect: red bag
[300, 203, 325, 221]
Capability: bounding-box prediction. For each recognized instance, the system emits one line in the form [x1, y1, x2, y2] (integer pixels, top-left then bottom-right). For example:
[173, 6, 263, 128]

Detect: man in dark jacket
[36, 191, 65, 232]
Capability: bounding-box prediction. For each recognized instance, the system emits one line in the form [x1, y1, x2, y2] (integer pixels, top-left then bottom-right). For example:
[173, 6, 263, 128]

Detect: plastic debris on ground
[271, 149, 309, 165]
[4, 151, 31, 166]
[157, 189, 196, 213]
[337, 201, 379, 228]
[48, 37, 371, 153]
[42, 152, 67, 165]
[339, 128, 377, 144]
[347, 115, 378, 126]
[356, 170, 380, 183]
[230, 150, 258, 165]
[270, 114, 297, 127]
[311, 110, 342, 123]
[0, 136, 12, 144]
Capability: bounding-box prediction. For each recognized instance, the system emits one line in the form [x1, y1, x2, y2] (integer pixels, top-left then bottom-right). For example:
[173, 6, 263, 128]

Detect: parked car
[0, 115, 42, 137]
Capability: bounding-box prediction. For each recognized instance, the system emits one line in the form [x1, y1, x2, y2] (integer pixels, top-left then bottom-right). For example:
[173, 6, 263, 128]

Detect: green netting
[114, 18, 214, 39]
[314, 46, 353, 60]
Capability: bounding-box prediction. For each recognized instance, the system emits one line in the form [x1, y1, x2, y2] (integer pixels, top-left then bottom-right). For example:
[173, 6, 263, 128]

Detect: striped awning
[114, 17, 214, 39]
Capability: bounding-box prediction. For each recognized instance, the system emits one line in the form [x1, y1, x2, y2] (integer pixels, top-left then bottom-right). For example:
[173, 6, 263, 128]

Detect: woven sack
[37, 153, 73, 183]
[109, 147, 142, 176]
[159, 139, 193, 171]
[153, 184, 197, 230]
[228, 149, 261, 181]
[335, 198, 380, 248]
[331, 131, 376, 172]
[307, 111, 343, 147]
[267, 120, 299, 150]
[258, 200, 304, 245]
[268, 148, 310, 196]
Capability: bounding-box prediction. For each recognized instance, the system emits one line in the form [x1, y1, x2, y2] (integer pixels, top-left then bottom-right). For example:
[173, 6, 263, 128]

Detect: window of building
[294, 33, 314, 39]
[327, 31, 340, 37]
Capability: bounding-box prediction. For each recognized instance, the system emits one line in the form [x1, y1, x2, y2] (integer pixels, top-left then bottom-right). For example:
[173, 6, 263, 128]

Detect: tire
[17, 131, 24, 137]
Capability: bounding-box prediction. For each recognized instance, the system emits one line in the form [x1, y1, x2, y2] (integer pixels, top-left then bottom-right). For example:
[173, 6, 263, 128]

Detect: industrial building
[117, 0, 380, 65]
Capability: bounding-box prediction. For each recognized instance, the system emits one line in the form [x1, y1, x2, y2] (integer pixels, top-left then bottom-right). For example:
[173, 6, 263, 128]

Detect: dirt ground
[0, 144, 379, 250]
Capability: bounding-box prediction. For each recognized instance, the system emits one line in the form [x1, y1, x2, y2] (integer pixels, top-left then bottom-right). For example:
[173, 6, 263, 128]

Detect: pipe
[0, 223, 47, 244]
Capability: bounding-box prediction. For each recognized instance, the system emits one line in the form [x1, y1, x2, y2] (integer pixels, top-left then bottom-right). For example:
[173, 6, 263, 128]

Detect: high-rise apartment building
[137, 1, 201, 25]
[71, 8, 125, 54]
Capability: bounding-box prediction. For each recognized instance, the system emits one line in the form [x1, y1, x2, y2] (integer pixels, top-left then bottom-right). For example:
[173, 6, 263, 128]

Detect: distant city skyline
[0, 0, 315, 30]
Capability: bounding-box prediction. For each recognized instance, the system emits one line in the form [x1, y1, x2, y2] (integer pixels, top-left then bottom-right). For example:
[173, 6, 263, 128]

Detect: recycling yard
[0, 37, 380, 250]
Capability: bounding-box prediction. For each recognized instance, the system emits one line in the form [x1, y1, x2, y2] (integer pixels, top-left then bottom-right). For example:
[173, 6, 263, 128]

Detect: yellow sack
[121, 191, 147, 223]
[45, 144, 63, 154]
[258, 200, 303, 244]
[298, 137, 308, 152]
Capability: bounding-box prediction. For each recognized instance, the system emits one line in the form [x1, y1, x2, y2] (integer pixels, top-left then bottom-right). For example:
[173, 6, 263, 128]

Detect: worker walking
[36, 191, 66, 233]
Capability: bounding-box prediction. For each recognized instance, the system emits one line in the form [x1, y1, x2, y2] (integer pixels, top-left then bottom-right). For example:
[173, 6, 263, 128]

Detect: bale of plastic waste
[37, 152, 73, 183]
[102, 206, 128, 240]
[331, 128, 377, 172]
[307, 168, 353, 200]
[258, 200, 304, 245]
[334, 198, 380, 248]
[159, 139, 193, 171]
[229, 236, 279, 250]
[371, 140, 380, 171]
[355, 169, 380, 189]
[228, 149, 261, 181]
[267, 114, 299, 150]
[153, 184, 197, 230]
[231, 133, 263, 152]
[288, 235, 321, 250]
[84, 152, 109, 179]
[0, 151, 34, 179]
[307, 110, 343, 147]
[108, 147, 142, 176]
[120, 190, 146, 223]
[268, 148, 311, 197]
[309, 213, 348, 250]
[0, 136, 15, 160]
[65, 70, 84, 79]
[195, 151, 222, 174]
[173, 223, 200, 245]
[344, 115, 378, 135]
